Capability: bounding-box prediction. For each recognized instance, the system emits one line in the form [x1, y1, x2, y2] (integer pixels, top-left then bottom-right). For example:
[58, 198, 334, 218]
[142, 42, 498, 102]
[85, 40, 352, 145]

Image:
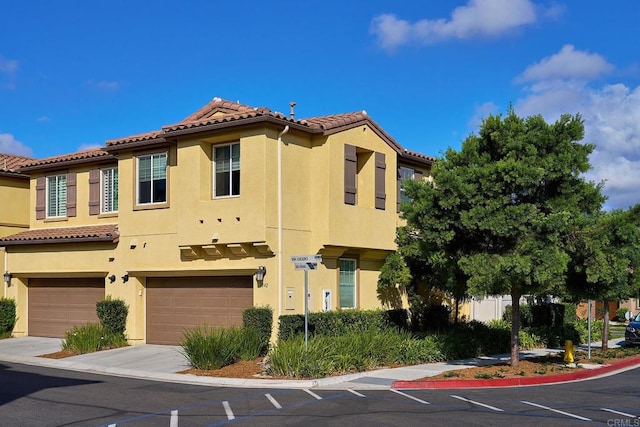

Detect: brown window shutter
[35, 176, 46, 220]
[344, 144, 357, 205]
[66, 172, 77, 217]
[88, 169, 101, 215]
[375, 152, 386, 210]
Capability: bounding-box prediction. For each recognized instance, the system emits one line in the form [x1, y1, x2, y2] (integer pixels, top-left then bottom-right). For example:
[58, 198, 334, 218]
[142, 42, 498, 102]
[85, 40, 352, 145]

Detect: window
[399, 166, 415, 204]
[101, 167, 118, 213]
[214, 143, 240, 197]
[46, 174, 67, 218]
[339, 259, 357, 309]
[137, 153, 167, 205]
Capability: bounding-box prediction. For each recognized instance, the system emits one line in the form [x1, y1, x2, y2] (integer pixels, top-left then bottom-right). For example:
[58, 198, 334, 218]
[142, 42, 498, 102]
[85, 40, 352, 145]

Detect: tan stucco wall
[6, 122, 431, 343]
[0, 175, 29, 302]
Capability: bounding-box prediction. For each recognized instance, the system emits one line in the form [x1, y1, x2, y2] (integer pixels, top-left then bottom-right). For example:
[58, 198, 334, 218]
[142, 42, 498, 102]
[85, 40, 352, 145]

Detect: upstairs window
[137, 153, 167, 205]
[214, 143, 240, 197]
[399, 166, 415, 204]
[46, 174, 67, 218]
[101, 167, 118, 213]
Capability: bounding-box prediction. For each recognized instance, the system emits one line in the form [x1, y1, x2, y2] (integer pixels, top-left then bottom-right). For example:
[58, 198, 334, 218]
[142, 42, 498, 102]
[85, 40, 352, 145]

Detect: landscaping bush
[503, 304, 533, 327]
[181, 326, 263, 370]
[269, 327, 445, 378]
[277, 309, 408, 341]
[530, 303, 565, 327]
[62, 323, 128, 354]
[96, 297, 128, 338]
[242, 306, 273, 355]
[616, 307, 630, 322]
[419, 304, 451, 332]
[0, 298, 17, 338]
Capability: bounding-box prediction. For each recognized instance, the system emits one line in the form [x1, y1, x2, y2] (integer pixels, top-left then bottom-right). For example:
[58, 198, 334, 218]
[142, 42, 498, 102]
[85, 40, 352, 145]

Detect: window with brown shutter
[88, 169, 101, 215]
[66, 172, 77, 217]
[35, 176, 46, 220]
[344, 144, 357, 205]
[375, 152, 386, 210]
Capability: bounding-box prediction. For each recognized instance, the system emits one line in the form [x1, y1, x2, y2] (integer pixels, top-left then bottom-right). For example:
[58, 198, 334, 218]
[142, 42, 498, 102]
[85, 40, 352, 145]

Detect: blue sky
[1, 0, 638, 209]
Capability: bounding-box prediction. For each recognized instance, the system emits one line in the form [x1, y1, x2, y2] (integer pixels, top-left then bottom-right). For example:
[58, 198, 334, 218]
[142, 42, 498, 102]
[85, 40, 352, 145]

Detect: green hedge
[96, 297, 128, 338]
[503, 303, 576, 327]
[242, 306, 273, 355]
[277, 309, 408, 341]
[0, 298, 16, 337]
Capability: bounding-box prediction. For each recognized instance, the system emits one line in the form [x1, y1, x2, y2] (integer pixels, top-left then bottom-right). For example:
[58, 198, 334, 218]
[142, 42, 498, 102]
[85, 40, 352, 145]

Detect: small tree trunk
[510, 287, 520, 368]
[602, 298, 610, 351]
[454, 299, 460, 325]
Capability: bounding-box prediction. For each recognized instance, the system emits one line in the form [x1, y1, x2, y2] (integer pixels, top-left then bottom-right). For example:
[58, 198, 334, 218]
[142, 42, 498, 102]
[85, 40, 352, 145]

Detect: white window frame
[46, 174, 67, 218]
[399, 166, 415, 204]
[213, 142, 240, 198]
[101, 167, 118, 213]
[339, 258, 357, 309]
[136, 153, 167, 205]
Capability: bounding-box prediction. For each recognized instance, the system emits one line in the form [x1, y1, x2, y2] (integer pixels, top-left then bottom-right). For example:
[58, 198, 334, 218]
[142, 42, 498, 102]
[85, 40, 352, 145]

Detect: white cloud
[77, 143, 103, 152]
[0, 133, 34, 157]
[37, 116, 51, 123]
[371, 0, 540, 50]
[516, 45, 613, 83]
[0, 55, 19, 89]
[468, 102, 499, 129]
[514, 46, 640, 210]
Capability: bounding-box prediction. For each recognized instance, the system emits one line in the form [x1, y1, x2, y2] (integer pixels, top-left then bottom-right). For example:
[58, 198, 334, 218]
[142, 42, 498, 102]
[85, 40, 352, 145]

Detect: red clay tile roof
[19, 149, 115, 171]
[0, 153, 34, 176]
[0, 224, 119, 246]
[105, 98, 434, 165]
[402, 149, 437, 164]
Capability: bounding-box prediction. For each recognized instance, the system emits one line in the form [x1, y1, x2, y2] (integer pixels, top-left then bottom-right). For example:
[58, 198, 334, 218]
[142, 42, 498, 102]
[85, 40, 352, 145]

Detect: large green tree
[391, 110, 604, 367]
[565, 206, 640, 349]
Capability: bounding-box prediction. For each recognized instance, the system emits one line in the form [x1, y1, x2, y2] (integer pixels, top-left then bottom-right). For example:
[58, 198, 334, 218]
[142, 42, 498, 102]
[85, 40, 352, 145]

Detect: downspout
[277, 125, 290, 317]
[3, 250, 7, 298]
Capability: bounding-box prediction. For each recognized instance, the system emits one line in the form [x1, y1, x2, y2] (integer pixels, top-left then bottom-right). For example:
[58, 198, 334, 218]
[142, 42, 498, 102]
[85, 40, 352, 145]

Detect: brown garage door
[28, 278, 105, 338]
[146, 276, 253, 345]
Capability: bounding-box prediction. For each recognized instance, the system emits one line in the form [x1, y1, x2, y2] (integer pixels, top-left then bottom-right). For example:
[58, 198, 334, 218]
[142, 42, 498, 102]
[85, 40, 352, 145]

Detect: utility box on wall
[286, 287, 295, 310]
[322, 289, 332, 311]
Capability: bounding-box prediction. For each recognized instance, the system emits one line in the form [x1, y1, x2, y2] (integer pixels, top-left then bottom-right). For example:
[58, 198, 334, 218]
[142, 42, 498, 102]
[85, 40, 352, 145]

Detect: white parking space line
[391, 389, 430, 405]
[170, 410, 178, 427]
[521, 401, 591, 421]
[451, 395, 504, 412]
[601, 408, 638, 418]
[222, 401, 235, 421]
[348, 389, 366, 398]
[265, 393, 282, 409]
[304, 389, 323, 400]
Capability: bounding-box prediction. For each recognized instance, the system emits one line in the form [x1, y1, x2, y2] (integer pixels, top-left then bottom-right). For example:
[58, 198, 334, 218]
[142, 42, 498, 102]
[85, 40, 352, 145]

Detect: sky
[1, 0, 639, 209]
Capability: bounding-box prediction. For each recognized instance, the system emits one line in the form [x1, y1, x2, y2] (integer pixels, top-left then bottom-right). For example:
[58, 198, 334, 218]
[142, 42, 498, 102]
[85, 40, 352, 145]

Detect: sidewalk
[0, 336, 634, 390]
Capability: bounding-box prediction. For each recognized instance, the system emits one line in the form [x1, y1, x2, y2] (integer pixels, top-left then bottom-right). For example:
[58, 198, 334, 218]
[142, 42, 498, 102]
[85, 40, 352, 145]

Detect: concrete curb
[392, 354, 640, 389]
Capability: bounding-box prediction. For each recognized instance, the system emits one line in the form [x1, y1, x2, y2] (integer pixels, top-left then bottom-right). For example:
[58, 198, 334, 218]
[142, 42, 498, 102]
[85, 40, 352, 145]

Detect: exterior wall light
[121, 274, 129, 283]
[3, 272, 12, 283]
[255, 266, 267, 281]
[108, 274, 116, 283]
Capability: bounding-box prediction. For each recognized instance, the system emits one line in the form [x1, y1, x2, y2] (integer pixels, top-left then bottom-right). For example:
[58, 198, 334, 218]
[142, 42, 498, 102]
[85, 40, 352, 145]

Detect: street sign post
[291, 254, 322, 348]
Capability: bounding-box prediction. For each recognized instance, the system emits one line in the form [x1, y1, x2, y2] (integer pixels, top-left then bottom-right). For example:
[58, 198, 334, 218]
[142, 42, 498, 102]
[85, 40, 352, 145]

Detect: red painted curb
[392, 354, 640, 389]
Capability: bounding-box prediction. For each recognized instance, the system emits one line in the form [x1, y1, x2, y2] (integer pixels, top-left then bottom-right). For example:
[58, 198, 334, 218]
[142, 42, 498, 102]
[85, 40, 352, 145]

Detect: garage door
[146, 276, 253, 345]
[28, 278, 105, 338]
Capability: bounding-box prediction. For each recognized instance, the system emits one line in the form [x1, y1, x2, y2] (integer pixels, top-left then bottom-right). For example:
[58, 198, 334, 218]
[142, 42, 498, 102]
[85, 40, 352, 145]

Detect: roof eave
[0, 170, 29, 179]
[104, 137, 169, 152]
[19, 155, 118, 173]
[162, 115, 318, 138]
[0, 236, 118, 247]
[399, 152, 436, 168]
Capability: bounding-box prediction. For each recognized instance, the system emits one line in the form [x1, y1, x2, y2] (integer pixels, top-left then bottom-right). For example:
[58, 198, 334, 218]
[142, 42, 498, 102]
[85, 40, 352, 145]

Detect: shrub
[503, 304, 533, 327]
[0, 298, 17, 338]
[181, 326, 263, 370]
[616, 307, 630, 322]
[242, 306, 273, 355]
[277, 309, 409, 340]
[62, 323, 128, 354]
[96, 297, 128, 338]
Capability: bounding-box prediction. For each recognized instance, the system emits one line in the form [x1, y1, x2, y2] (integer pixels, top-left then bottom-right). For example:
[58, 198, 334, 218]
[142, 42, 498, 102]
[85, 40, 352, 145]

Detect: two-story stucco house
[0, 98, 433, 344]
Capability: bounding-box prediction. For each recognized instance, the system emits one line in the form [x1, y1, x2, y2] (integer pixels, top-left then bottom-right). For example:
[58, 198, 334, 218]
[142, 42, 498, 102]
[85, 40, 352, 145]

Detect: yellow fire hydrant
[564, 340, 575, 365]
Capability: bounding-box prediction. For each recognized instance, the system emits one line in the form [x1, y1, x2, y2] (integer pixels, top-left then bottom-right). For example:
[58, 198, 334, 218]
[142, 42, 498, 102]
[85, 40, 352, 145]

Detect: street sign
[293, 262, 317, 271]
[290, 255, 322, 263]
